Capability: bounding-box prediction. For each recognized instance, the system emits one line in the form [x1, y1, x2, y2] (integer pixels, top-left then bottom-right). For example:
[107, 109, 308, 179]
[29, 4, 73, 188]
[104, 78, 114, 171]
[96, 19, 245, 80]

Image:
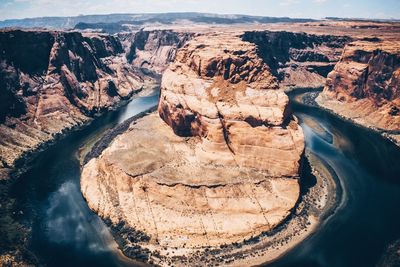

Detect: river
[9, 88, 400, 267]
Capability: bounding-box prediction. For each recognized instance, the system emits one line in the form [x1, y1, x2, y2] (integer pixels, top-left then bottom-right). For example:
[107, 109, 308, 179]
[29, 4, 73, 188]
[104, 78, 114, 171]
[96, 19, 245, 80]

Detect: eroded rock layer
[317, 40, 400, 145]
[127, 29, 194, 74]
[158, 33, 304, 175]
[0, 30, 152, 177]
[242, 31, 351, 89]
[81, 33, 304, 265]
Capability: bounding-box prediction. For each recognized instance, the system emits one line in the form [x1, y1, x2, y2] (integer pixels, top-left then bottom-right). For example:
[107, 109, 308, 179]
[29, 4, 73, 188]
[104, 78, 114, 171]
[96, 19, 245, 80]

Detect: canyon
[0, 29, 189, 180]
[0, 30, 142, 179]
[0, 17, 399, 267]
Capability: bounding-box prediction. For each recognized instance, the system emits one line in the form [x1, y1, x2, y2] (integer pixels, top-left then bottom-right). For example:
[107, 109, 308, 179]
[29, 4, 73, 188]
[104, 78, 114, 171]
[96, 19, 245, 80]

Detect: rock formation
[81, 32, 305, 265]
[127, 29, 194, 75]
[317, 40, 400, 145]
[158, 33, 304, 175]
[0, 30, 148, 178]
[242, 31, 351, 89]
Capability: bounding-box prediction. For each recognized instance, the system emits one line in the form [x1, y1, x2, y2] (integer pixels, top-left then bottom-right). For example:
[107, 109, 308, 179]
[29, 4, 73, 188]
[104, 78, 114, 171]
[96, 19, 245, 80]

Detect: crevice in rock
[215, 104, 235, 155]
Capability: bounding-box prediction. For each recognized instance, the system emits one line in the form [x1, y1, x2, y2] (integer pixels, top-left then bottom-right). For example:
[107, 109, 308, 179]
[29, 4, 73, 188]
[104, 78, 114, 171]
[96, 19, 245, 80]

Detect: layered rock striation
[127, 29, 194, 75]
[81, 33, 305, 265]
[242, 31, 351, 89]
[317, 40, 400, 145]
[0, 30, 149, 178]
[158, 33, 304, 175]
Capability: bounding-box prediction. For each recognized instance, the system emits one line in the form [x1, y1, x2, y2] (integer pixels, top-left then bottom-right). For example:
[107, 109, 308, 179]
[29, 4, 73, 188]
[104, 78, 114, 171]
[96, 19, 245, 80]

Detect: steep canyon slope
[0, 29, 190, 179]
[127, 29, 194, 74]
[242, 31, 351, 89]
[317, 40, 400, 145]
[0, 30, 144, 179]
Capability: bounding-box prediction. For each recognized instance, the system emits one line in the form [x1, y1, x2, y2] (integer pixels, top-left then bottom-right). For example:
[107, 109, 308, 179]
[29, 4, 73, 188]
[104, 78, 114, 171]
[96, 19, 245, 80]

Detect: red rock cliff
[0, 30, 147, 177]
[317, 40, 400, 145]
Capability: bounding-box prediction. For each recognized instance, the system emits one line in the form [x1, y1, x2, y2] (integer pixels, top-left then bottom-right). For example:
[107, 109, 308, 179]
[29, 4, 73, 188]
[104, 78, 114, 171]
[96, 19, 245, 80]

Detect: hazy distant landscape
[0, 12, 312, 28]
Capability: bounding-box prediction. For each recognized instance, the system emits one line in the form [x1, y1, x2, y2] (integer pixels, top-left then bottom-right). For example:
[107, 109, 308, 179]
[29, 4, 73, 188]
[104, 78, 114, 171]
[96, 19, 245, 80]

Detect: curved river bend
[10, 89, 400, 267]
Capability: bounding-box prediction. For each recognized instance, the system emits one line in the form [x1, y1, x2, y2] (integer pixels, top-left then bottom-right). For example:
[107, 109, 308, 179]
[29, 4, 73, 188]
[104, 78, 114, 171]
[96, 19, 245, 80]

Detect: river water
[270, 91, 400, 267]
[10, 89, 160, 267]
[9, 89, 400, 267]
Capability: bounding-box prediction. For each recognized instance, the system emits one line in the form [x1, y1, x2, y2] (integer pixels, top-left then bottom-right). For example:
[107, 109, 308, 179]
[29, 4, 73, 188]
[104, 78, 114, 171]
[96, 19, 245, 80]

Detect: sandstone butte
[317, 40, 400, 145]
[81, 32, 305, 264]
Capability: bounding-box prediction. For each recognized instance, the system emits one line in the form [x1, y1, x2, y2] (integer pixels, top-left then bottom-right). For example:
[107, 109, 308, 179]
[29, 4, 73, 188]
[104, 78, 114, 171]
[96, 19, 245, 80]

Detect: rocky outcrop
[127, 30, 194, 75]
[158, 33, 303, 175]
[316, 40, 400, 145]
[242, 31, 351, 89]
[0, 29, 151, 178]
[81, 33, 305, 266]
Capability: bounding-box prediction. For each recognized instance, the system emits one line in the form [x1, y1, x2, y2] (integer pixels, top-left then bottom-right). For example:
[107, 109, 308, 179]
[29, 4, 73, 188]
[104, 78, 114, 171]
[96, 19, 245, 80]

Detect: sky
[0, 0, 399, 21]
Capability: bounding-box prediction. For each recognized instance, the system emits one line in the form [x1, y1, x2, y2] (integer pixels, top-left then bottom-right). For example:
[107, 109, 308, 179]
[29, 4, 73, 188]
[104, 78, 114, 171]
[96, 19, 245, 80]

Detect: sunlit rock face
[317, 40, 400, 145]
[159, 33, 304, 175]
[81, 32, 305, 265]
[0, 30, 151, 176]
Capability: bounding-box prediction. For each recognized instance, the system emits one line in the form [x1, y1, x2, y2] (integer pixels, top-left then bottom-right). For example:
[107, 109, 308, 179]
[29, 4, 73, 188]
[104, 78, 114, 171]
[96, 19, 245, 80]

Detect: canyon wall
[127, 29, 194, 75]
[242, 31, 351, 89]
[0, 29, 192, 179]
[317, 40, 400, 145]
[81, 32, 305, 266]
[0, 30, 147, 178]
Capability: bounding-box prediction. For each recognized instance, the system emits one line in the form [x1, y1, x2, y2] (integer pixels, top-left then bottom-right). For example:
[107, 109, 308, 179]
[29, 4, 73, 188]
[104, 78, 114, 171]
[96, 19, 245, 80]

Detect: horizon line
[1, 11, 399, 23]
